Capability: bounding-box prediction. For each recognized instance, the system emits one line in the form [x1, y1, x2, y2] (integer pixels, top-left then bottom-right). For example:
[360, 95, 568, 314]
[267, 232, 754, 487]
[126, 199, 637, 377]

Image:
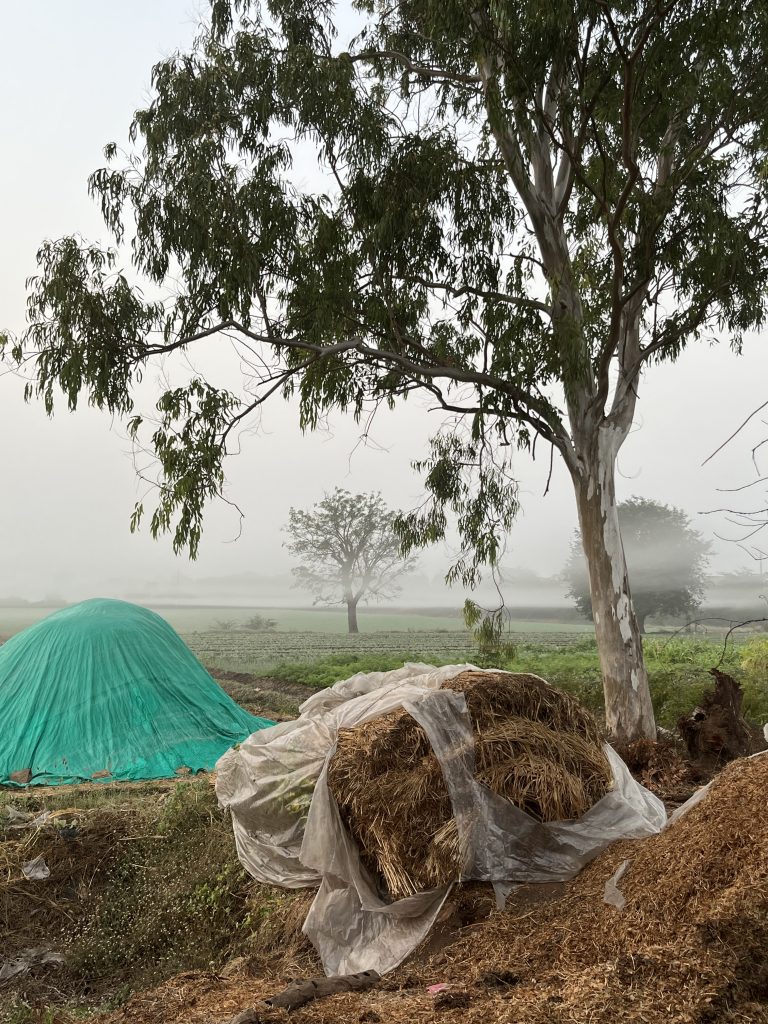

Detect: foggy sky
[1, 1, 767, 603]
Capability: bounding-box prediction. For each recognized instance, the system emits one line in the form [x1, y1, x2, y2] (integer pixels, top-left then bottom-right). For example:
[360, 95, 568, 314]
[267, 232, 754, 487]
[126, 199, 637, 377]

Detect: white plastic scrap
[2, 808, 53, 830]
[0, 948, 64, 984]
[21, 856, 50, 881]
[216, 663, 667, 977]
[603, 858, 631, 909]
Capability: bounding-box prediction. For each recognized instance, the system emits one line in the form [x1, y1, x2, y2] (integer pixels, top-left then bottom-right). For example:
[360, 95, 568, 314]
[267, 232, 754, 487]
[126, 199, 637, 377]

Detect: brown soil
[210, 670, 320, 721]
[92, 752, 768, 1024]
[1, 810, 136, 964]
[616, 736, 701, 805]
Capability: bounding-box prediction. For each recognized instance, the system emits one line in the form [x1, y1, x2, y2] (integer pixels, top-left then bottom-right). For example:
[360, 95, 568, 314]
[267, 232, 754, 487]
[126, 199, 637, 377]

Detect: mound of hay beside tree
[327, 671, 613, 899]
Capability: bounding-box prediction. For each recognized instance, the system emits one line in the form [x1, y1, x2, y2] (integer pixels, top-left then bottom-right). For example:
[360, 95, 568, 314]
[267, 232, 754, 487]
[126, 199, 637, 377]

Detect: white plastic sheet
[216, 664, 666, 976]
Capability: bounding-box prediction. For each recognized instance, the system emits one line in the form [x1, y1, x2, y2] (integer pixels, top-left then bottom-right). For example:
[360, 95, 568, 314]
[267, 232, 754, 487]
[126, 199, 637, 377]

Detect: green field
[182, 625, 595, 672]
[2, 603, 765, 730]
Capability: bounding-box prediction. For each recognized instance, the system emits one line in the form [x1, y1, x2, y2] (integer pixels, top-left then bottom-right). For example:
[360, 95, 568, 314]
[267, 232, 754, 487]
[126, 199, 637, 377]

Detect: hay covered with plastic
[217, 663, 666, 977]
[327, 671, 614, 898]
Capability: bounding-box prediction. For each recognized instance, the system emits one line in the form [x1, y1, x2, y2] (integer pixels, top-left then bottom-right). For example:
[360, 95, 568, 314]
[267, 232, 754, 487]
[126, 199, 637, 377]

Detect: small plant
[463, 601, 517, 667]
[213, 619, 237, 631]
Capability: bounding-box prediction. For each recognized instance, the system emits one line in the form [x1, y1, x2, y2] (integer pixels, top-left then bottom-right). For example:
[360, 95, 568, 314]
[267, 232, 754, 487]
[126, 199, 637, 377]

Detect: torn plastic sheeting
[300, 688, 665, 975]
[0, 948, 64, 984]
[217, 665, 475, 889]
[492, 881, 519, 910]
[297, 662, 451, 717]
[603, 858, 631, 909]
[2, 808, 52, 830]
[22, 855, 50, 880]
[217, 664, 667, 977]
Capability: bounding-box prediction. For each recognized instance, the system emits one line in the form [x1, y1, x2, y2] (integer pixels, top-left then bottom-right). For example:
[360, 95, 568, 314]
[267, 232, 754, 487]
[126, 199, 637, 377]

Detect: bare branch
[702, 400, 768, 466]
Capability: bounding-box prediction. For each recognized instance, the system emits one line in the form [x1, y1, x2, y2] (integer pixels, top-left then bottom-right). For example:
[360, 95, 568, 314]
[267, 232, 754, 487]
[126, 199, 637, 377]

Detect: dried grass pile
[327, 671, 612, 898]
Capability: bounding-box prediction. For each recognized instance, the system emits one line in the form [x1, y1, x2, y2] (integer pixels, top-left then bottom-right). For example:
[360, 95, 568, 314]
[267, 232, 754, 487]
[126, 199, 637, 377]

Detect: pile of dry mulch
[327, 670, 612, 898]
[618, 736, 701, 803]
[408, 750, 768, 1024]
[92, 752, 768, 1024]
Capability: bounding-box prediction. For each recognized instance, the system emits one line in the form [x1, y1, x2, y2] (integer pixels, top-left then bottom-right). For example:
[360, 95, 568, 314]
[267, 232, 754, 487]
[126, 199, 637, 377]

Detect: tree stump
[677, 668, 756, 771]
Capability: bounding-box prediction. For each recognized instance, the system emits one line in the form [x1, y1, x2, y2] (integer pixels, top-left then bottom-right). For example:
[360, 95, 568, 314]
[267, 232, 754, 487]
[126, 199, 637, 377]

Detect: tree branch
[349, 49, 481, 85]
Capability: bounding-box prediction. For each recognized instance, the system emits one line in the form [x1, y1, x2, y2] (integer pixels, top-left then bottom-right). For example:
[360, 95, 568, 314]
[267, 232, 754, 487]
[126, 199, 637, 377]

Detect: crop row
[183, 628, 593, 665]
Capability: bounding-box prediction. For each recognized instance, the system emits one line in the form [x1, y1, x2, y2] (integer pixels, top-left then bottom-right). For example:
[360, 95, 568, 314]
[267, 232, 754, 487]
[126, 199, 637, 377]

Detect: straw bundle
[327, 671, 612, 899]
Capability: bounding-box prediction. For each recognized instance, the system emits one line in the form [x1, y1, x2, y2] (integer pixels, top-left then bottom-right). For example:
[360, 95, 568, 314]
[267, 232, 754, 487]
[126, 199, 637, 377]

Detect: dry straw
[328, 670, 612, 898]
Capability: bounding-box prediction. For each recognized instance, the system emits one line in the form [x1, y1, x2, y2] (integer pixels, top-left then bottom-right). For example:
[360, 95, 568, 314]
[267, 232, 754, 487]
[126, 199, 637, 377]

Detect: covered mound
[328, 670, 612, 898]
[0, 599, 273, 786]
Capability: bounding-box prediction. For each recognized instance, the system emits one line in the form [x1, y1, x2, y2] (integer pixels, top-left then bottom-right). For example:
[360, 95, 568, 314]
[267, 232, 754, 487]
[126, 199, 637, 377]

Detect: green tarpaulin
[0, 598, 273, 786]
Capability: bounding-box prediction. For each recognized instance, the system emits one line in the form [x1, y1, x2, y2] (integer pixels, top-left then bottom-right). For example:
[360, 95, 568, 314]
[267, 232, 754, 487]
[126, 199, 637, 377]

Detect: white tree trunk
[572, 431, 656, 744]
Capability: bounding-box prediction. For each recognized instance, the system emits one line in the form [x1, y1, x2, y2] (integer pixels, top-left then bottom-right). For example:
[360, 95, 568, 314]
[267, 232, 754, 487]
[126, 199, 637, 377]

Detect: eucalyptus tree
[285, 489, 416, 633]
[9, 1, 768, 740]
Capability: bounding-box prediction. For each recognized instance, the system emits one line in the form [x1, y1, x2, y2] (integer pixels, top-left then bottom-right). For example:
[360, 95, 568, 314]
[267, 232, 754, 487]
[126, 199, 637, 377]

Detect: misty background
[1, 1, 767, 614]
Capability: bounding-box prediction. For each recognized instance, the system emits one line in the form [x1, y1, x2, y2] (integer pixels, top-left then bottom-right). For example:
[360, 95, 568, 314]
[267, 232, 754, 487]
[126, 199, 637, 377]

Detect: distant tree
[564, 498, 710, 634]
[285, 490, 416, 633]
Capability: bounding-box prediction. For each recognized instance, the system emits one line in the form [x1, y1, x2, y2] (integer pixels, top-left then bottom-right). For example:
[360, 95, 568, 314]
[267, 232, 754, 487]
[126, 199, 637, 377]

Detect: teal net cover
[0, 598, 274, 786]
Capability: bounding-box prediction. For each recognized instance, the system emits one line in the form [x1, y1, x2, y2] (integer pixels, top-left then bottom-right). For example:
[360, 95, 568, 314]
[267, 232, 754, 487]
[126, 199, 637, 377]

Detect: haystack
[327, 671, 612, 898]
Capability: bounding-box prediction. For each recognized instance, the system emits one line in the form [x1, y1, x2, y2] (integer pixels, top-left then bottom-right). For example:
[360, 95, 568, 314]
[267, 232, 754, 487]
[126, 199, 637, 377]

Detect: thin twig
[702, 400, 768, 466]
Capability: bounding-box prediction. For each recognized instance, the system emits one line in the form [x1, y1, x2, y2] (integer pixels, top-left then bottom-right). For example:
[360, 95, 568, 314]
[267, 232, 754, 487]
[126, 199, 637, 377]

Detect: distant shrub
[213, 619, 236, 631]
[242, 614, 277, 631]
[642, 637, 719, 666]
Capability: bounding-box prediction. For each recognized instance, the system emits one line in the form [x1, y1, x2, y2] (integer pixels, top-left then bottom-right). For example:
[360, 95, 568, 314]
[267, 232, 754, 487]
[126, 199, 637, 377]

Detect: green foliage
[1, 782, 310, 1023]
[4, 1000, 56, 1024]
[564, 498, 711, 630]
[67, 782, 251, 985]
[463, 599, 517, 666]
[740, 636, 768, 678]
[263, 636, 768, 728]
[11, 0, 768, 574]
[265, 652, 457, 688]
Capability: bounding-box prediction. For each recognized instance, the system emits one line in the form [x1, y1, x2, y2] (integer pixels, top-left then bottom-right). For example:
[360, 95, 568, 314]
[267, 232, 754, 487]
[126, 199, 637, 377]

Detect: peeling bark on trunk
[573, 453, 656, 744]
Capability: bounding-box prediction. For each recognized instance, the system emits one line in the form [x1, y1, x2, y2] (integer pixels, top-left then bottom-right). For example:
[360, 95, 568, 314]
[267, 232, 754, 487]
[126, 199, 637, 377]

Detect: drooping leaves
[9, 0, 768, 575]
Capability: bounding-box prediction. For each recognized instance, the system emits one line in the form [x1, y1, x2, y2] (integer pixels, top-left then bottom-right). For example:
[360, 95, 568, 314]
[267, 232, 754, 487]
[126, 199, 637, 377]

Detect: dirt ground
[3, 672, 765, 1024]
[210, 670, 321, 721]
[87, 754, 768, 1024]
